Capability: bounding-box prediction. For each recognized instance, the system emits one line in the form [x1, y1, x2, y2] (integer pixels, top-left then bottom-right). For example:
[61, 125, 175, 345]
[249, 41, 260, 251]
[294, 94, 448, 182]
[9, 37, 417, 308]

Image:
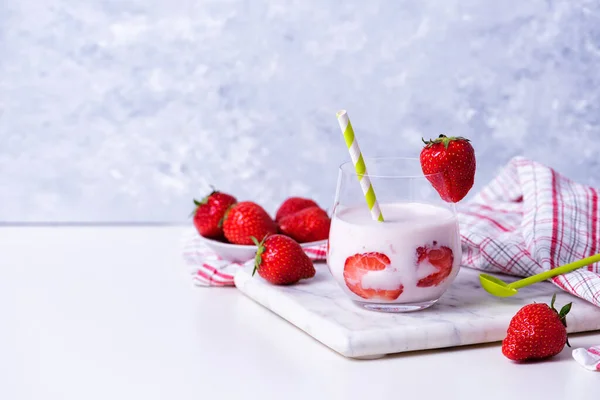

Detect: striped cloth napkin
[459, 156, 600, 307]
[181, 230, 327, 286]
[458, 156, 600, 371]
[573, 346, 600, 371]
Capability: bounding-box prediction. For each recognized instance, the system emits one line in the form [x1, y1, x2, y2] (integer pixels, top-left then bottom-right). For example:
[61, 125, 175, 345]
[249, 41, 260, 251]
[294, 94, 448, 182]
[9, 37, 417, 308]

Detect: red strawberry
[278, 206, 331, 243]
[343, 252, 403, 300]
[252, 234, 316, 285]
[416, 244, 454, 287]
[192, 190, 237, 239]
[275, 197, 320, 222]
[222, 202, 277, 245]
[502, 294, 572, 361]
[420, 134, 476, 203]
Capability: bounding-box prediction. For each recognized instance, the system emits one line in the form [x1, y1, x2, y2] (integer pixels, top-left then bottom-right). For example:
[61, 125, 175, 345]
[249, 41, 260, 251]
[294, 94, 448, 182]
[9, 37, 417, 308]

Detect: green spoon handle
[508, 253, 600, 290]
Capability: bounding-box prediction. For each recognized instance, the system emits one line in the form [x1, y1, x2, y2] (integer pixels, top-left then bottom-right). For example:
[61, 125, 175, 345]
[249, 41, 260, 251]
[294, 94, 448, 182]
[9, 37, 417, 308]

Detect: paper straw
[336, 110, 384, 222]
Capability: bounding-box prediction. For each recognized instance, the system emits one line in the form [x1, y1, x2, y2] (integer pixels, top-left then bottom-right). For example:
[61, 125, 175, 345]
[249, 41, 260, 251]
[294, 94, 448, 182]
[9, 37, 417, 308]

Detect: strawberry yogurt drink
[327, 158, 462, 312]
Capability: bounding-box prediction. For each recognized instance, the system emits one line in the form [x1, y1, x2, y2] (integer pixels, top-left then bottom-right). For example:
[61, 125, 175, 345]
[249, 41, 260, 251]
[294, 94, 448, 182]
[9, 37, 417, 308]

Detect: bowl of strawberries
[192, 190, 330, 263]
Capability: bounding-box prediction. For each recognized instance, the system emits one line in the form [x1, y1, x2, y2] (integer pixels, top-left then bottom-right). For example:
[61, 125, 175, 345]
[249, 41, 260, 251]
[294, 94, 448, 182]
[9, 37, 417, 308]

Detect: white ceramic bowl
[198, 235, 327, 263]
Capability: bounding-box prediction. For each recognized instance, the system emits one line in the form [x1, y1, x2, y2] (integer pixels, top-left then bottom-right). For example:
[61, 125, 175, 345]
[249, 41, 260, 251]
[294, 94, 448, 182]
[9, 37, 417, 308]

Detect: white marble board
[234, 264, 600, 359]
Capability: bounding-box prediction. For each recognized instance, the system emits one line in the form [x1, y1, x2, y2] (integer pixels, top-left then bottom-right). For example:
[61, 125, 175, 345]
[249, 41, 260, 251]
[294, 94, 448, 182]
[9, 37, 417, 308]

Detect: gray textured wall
[1, 0, 599, 222]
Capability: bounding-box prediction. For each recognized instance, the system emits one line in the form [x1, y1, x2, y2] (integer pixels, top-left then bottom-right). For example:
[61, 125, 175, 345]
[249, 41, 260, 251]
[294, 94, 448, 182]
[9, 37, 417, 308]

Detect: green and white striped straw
[336, 110, 384, 222]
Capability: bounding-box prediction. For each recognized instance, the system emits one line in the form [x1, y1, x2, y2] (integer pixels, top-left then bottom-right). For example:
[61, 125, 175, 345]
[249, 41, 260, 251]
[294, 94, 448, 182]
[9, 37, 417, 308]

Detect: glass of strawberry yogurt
[327, 157, 462, 312]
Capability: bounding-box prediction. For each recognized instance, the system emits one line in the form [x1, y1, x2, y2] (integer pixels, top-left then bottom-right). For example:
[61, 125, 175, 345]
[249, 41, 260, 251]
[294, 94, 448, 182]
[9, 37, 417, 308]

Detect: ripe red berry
[222, 202, 277, 245]
[275, 197, 320, 222]
[253, 235, 316, 285]
[420, 134, 476, 203]
[278, 206, 330, 243]
[502, 294, 572, 361]
[192, 190, 237, 239]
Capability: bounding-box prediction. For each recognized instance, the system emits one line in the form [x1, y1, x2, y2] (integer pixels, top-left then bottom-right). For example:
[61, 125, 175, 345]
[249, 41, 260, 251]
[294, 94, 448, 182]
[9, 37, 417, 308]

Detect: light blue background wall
[1, 0, 599, 222]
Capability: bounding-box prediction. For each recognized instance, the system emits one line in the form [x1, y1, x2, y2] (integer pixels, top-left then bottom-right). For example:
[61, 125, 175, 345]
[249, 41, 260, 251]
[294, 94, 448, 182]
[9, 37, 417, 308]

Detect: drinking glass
[327, 157, 461, 312]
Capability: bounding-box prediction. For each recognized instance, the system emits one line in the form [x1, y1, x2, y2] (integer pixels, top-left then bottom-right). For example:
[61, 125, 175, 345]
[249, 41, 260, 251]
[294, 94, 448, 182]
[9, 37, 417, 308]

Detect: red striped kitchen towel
[458, 156, 600, 308]
[573, 346, 600, 371]
[181, 230, 327, 287]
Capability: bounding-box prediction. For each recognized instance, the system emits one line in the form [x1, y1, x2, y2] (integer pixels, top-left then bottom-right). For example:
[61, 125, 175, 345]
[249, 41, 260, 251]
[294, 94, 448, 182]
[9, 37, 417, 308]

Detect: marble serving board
[234, 264, 600, 359]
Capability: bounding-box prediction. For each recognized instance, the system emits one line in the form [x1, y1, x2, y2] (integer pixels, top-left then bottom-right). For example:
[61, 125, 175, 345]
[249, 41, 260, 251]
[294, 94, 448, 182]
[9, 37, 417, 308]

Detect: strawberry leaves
[549, 293, 573, 347]
[550, 293, 573, 328]
[559, 302, 572, 321]
[251, 236, 267, 276]
[422, 134, 470, 150]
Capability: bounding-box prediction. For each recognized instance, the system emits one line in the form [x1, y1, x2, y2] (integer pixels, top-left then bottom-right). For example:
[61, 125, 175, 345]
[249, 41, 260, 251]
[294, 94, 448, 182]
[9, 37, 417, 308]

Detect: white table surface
[2, 226, 599, 400]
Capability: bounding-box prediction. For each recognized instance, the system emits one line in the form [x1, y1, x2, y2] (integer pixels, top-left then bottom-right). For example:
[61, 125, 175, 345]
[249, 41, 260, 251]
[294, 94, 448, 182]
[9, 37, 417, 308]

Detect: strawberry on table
[192, 190, 237, 239]
[415, 244, 454, 287]
[278, 206, 331, 243]
[252, 234, 316, 285]
[343, 252, 403, 300]
[420, 134, 476, 203]
[222, 201, 278, 245]
[275, 197, 320, 222]
[502, 294, 572, 361]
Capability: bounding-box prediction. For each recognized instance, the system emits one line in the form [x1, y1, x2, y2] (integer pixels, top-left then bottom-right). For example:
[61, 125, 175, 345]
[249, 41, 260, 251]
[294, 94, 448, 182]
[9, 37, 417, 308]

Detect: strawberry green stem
[252, 236, 267, 276]
[549, 293, 573, 347]
[422, 134, 470, 149]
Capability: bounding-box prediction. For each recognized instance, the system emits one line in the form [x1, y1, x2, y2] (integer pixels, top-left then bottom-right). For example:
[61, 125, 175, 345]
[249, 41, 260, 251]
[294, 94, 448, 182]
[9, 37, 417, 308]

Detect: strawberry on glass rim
[420, 134, 476, 203]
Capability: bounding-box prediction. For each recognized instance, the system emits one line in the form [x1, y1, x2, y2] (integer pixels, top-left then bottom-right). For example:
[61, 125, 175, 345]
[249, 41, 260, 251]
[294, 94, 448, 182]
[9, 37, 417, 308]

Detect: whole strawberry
[252, 234, 316, 285]
[222, 201, 277, 245]
[275, 197, 320, 222]
[278, 206, 331, 243]
[502, 294, 572, 361]
[192, 190, 237, 239]
[420, 134, 476, 203]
